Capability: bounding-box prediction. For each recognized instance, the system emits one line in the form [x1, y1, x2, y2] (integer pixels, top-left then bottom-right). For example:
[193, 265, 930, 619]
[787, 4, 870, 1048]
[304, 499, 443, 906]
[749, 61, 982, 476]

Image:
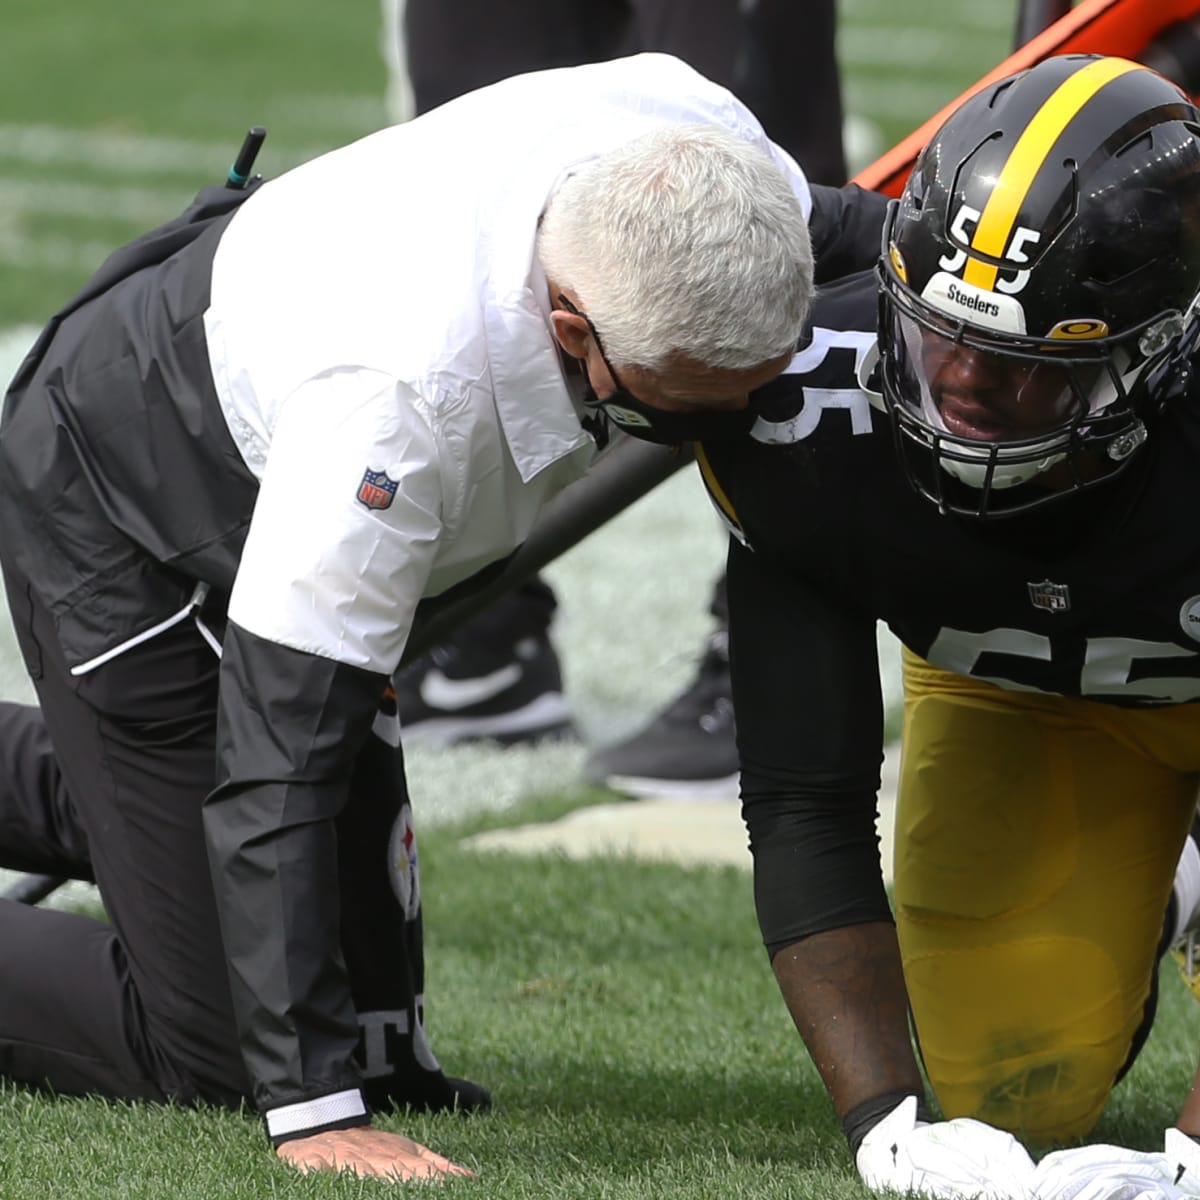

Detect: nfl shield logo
[1028, 579, 1070, 613]
[357, 467, 399, 511]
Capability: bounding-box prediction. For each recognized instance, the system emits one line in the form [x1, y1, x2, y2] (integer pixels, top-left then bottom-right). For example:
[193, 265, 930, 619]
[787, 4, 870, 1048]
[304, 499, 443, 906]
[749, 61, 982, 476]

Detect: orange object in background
[853, 0, 1200, 196]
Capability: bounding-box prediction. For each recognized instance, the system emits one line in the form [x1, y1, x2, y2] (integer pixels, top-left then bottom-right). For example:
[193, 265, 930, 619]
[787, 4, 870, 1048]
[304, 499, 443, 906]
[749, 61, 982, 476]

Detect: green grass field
[1, 825, 1197, 1199]
[0, 0, 1019, 328]
[3, 1, 1200, 1197]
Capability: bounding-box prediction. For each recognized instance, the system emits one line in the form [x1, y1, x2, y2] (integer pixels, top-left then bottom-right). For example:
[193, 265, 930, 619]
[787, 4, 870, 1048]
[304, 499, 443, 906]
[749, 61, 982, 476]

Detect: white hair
[537, 123, 813, 372]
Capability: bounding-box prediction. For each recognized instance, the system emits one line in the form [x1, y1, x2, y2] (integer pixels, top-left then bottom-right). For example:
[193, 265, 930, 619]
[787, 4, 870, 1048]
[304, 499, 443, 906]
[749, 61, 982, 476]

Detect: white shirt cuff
[265, 1088, 368, 1139]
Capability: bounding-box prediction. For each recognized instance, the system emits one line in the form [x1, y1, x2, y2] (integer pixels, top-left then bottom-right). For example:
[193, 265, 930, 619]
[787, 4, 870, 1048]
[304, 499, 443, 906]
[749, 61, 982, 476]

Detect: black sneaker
[364, 1069, 492, 1116]
[395, 628, 573, 747]
[584, 631, 738, 799]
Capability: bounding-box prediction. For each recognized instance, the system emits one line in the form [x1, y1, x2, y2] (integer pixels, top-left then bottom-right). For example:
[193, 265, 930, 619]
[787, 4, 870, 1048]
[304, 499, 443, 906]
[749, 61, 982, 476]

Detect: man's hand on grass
[277, 1126, 474, 1181]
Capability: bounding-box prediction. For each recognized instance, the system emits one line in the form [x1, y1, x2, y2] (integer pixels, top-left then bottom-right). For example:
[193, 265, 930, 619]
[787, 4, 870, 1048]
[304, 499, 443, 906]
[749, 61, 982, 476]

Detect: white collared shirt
[205, 52, 812, 674]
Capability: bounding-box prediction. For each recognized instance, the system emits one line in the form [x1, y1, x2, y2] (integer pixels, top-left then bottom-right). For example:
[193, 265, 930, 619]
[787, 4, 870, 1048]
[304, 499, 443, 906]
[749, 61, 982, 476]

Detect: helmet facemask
[878, 235, 1197, 517]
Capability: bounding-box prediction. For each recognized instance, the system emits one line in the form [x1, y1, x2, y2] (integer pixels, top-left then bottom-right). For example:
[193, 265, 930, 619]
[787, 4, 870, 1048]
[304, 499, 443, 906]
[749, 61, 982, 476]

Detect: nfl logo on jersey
[1027, 579, 1070, 613]
[357, 467, 399, 511]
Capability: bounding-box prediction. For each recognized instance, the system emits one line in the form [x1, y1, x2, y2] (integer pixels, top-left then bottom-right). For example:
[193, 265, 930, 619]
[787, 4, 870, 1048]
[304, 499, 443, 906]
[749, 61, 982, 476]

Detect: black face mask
[556, 295, 758, 445]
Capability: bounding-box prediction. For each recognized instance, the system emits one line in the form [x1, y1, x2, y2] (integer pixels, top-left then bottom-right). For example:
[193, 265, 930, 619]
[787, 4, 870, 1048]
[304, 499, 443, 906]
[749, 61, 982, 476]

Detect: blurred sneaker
[584, 630, 738, 799]
[1170, 810, 1200, 1003]
[396, 629, 573, 746]
[1172, 934, 1200, 1004]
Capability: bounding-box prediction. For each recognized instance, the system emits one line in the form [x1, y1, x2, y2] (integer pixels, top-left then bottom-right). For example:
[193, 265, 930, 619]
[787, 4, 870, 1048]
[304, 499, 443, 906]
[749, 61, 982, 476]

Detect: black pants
[0, 559, 447, 1111]
[403, 0, 847, 184]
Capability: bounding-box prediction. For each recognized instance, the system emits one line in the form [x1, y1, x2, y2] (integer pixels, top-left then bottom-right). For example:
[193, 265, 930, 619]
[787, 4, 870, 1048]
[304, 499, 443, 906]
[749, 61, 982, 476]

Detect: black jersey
[699, 269, 1200, 951]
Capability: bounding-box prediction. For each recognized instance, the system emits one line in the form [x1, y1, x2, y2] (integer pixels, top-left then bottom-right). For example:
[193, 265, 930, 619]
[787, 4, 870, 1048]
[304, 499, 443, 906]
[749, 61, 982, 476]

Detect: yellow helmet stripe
[695, 442, 743, 532]
[962, 57, 1142, 291]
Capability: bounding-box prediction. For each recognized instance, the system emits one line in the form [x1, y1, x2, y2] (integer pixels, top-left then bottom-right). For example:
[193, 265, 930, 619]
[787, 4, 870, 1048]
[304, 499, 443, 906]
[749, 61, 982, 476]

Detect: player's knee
[902, 932, 1137, 1144]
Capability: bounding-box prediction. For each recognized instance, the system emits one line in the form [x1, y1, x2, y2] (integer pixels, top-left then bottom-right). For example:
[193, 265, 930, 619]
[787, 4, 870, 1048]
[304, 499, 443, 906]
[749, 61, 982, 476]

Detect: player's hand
[276, 1125, 474, 1181]
[856, 1095, 1037, 1199]
[1031, 1128, 1200, 1200]
[1032, 1139, 1190, 1199]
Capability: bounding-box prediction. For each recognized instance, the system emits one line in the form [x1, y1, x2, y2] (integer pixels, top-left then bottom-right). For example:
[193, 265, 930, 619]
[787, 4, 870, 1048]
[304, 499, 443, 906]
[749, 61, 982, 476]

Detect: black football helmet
[878, 54, 1200, 517]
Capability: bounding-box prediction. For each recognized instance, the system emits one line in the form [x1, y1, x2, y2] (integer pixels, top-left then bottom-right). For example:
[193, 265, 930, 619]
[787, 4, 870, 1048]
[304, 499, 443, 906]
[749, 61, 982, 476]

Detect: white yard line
[0, 229, 119, 275]
[840, 0, 1012, 35]
[0, 324, 39, 380]
[840, 23, 1008, 62]
[0, 122, 333, 177]
[0, 176, 197, 224]
[0, 321, 80, 903]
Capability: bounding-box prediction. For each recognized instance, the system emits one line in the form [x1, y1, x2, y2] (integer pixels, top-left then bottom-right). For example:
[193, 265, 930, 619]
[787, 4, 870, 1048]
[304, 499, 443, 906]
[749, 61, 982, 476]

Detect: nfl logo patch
[357, 467, 399, 511]
[1027, 579, 1070, 613]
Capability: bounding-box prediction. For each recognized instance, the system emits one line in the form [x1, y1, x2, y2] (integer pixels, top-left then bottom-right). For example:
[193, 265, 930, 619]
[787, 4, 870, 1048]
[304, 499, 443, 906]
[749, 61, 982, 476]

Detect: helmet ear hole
[876, 54, 1200, 519]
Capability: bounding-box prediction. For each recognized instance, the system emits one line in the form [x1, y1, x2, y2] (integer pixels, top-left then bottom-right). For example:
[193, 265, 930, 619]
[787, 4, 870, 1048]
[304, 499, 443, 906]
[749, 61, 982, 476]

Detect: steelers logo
[388, 805, 421, 920]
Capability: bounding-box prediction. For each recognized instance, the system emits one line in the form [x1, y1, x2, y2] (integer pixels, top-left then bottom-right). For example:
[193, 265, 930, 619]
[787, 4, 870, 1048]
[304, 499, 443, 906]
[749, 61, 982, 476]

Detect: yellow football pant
[894, 648, 1200, 1144]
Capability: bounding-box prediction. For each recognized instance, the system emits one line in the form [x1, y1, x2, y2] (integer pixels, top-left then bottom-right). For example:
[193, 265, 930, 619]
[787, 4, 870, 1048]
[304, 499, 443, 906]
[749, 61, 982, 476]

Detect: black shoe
[365, 1071, 492, 1116]
[441, 1076, 492, 1115]
[395, 628, 573, 747]
[584, 631, 738, 799]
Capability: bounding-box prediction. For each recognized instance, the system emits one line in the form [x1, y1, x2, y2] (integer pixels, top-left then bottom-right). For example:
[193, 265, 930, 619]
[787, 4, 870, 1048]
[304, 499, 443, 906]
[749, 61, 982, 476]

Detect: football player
[699, 54, 1200, 1198]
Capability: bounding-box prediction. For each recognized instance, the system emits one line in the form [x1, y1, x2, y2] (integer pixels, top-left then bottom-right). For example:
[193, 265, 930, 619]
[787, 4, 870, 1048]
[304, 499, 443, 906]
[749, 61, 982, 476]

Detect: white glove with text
[856, 1095, 1038, 1199]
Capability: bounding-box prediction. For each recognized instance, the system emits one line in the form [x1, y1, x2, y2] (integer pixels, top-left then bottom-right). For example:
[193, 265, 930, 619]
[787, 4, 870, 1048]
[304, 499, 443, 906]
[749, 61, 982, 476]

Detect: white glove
[1031, 1129, 1200, 1200]
[1033, 1142, 1186, 1200]
[1164, 1129, 1200, 1197]
[856, 1095, 1038, 1199]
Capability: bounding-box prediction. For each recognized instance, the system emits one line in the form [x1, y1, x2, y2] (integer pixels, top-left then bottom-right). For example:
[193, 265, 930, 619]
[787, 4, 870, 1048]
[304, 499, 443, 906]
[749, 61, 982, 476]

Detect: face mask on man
[557, 295, 758, 445]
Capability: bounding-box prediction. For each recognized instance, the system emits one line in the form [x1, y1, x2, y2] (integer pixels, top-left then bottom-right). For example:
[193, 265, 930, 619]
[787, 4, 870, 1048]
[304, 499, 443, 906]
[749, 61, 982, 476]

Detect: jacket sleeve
[726, 536, 894, 955]
[807, 183, 891, 285]
[203, 619, 389, 1144]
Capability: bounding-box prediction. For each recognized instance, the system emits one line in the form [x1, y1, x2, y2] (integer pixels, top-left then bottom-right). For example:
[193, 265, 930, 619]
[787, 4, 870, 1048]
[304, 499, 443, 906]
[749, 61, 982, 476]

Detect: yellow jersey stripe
[695, 442, 743, 532]
[962, 57, 1141, 290]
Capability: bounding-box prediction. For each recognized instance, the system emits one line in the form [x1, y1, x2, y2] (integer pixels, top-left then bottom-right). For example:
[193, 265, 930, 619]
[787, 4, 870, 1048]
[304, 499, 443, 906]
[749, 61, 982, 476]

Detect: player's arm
[728, 540, 1042, 1196]
[726, 535, 923, 1118]
[806, 183, 890, 285]
[1175, 1046, 1200, 1135]
[202, 373, 468, 1178]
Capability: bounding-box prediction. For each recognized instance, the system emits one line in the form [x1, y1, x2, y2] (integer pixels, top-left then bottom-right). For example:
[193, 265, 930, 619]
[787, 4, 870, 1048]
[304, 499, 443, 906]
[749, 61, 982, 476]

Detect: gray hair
[537, 123, 813, 373]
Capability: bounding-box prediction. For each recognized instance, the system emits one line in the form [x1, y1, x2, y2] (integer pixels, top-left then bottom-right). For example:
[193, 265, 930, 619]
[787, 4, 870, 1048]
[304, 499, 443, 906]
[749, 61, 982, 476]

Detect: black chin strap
[580, 409, 610, 450]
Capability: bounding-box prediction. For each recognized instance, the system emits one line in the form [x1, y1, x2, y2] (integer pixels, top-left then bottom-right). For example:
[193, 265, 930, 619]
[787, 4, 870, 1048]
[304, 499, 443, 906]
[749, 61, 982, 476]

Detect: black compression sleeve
[842, 1091, 935, 1156]
[726, 539, 893, 951]
[746, 789, 894, 958]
